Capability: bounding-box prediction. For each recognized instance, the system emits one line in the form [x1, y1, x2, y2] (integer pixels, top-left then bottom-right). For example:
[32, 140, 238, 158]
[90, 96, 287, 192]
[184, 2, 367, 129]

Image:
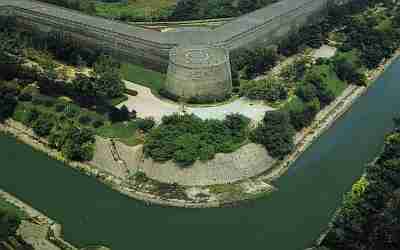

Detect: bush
[144, 113, 250, 166]
[54, 103, 66, 113]
[92, 119, 105, 128]
[109, 106, 130, 123]
[289, 98, 320, 131]
[241, 78, 288, 102]
[18, 86, 38, 102]
[32, 94, 56, 107]
[0, 81, 18, 121]
[137, 117, 155, 132]
[32, 113, 55, 137]
[251, 111, 295, 159]
[22, 107, 39, 126]
[295, 84, 318, 102]
[78, 114, 92, 125]
[63, 104, 80, 118]
[0, 209, 21, 240]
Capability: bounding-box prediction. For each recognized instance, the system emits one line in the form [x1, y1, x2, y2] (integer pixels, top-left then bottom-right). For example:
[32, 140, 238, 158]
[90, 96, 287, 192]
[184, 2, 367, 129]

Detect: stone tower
[165, 45, 232, 102]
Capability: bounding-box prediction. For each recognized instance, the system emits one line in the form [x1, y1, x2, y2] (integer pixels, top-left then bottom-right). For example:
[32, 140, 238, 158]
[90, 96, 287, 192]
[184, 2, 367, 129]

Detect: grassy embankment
[121, 63, 165, 92]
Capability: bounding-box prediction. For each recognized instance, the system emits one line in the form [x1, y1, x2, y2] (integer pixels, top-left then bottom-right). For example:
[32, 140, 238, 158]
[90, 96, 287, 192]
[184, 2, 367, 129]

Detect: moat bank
[1, 58, 400, 249]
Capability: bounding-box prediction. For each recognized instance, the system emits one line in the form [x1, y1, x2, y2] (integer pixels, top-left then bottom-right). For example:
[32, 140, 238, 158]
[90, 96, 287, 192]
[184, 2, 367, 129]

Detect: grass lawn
[95, 0, 176, 20]
[312, 64, 347, 97]
[121, 63, 166, 92]
[283, 95, 305, 112]
[96, 121, 143, 146]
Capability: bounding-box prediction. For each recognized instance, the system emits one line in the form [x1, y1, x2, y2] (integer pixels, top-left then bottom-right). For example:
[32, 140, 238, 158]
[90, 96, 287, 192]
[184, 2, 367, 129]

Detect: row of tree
[321, 117, 400, 250]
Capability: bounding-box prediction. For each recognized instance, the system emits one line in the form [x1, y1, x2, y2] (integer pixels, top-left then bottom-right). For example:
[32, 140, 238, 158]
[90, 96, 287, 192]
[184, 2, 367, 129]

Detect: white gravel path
[120, 81, 274, 122]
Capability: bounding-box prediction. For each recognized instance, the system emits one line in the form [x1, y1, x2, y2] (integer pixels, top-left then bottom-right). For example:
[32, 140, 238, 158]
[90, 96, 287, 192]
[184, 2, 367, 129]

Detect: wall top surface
[170, 45, 228, 68]
[0, 0, 331, 48]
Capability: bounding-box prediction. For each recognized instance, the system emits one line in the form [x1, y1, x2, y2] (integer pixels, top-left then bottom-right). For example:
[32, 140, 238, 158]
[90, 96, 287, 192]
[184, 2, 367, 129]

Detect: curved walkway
[121, 81, 274, 122]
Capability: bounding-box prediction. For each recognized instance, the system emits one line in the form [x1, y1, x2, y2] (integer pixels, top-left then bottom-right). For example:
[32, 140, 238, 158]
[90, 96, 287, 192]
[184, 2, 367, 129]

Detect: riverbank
[0, 189, 78, 250]
[259, 48, 400, 184]
[1, 49, 398, 208]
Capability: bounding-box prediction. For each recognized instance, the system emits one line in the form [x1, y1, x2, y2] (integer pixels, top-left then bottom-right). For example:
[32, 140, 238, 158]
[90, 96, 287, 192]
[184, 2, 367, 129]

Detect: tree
[32, 113, 55, 137]
[0, 82, 18, 121]
[71, 74, 97, 105]
[304, 71, 335, 106]
[94, 70, 125, 98]
[0, 209, 20, 240]
[252, 110, 295, 158]
[289, 98, 320, 131]
[296, 84, 318, 102]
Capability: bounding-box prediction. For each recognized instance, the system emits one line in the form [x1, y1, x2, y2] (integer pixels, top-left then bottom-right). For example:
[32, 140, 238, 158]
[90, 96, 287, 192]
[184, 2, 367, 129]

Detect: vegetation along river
[2, 58, 400, 249]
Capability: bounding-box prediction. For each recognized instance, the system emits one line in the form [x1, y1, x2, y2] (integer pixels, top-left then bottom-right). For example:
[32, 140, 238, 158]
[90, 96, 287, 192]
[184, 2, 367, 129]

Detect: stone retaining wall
[138, 143, 276, 186]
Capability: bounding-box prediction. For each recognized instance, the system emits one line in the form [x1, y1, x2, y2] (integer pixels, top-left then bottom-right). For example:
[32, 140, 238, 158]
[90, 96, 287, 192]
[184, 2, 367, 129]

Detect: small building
[165, 45, 232, 103]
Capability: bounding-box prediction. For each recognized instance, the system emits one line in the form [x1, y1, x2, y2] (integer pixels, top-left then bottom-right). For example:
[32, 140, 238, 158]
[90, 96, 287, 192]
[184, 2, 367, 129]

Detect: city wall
[0, 0, 344, 71]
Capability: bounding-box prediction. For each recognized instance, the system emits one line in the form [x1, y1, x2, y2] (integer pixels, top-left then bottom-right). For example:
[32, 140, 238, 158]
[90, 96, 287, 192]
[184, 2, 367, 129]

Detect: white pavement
[120, 81, 274, 122]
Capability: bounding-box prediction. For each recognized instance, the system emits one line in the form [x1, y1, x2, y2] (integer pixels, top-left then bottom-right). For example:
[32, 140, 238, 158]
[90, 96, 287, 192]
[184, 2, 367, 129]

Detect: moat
[1, 57, 400, 249]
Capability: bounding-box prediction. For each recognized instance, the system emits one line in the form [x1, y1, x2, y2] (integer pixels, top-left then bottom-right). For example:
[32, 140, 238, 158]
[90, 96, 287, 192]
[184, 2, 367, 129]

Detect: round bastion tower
[165, 45, 232, 102]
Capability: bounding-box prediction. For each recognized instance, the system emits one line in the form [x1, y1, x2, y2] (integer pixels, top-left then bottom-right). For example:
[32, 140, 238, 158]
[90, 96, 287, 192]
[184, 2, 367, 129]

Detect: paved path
[121, 81, 274, 122]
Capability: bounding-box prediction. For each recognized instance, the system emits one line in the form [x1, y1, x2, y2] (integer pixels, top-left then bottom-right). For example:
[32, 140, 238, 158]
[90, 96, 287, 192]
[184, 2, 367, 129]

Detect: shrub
[92, 119, 105, 128]
[241, 78, 288, 102]
[22, 108, 39, 126]
[109, 106, 130, 123]
[251, 111, 295, 159]
[32, 113, 55, 137]
[54, 103, 66, 113]
[32, 94, 56, 107]
[63, 104, 80, 118]
[78, 114, 92, 125]
[295, 84, 318, 102]
[144, 114, 250, 166]
[0, 81, 18, 121]
[0, 208, 21, 240]
[137, 117, 155, 132]
[289, 98, 320, 131]
[18, 86, 38, 102]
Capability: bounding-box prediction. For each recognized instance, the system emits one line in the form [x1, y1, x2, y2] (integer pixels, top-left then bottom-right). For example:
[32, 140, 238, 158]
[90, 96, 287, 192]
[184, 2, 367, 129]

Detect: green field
[96, 121, 143, 146]
[313, 64, 347, 97]
[121, 63, 166, 92]
[95, 0, 177, 21]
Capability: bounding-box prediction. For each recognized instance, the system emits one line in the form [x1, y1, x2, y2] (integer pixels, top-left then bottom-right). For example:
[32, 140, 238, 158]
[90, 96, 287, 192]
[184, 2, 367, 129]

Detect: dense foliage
[240, 77, 288, 102]
[0, 208, 20, 241]
[231, 47, 279, 80]
[321, 117, 400, 250]
[169, 0, 278, 21]
[38, 0, 96, 14]
[251, 110, 295, 159]
[278, 0, 400, 69]
[0, 82, 19, 121]
[144, 113, 250, 166]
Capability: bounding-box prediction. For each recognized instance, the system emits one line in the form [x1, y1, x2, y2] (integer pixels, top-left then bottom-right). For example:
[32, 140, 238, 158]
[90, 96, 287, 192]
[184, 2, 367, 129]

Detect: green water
[1, 59, 400, 250]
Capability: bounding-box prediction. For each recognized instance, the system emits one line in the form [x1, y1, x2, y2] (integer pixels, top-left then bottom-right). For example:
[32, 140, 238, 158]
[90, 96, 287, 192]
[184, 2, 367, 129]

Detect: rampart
[0, 0, 341, 71]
